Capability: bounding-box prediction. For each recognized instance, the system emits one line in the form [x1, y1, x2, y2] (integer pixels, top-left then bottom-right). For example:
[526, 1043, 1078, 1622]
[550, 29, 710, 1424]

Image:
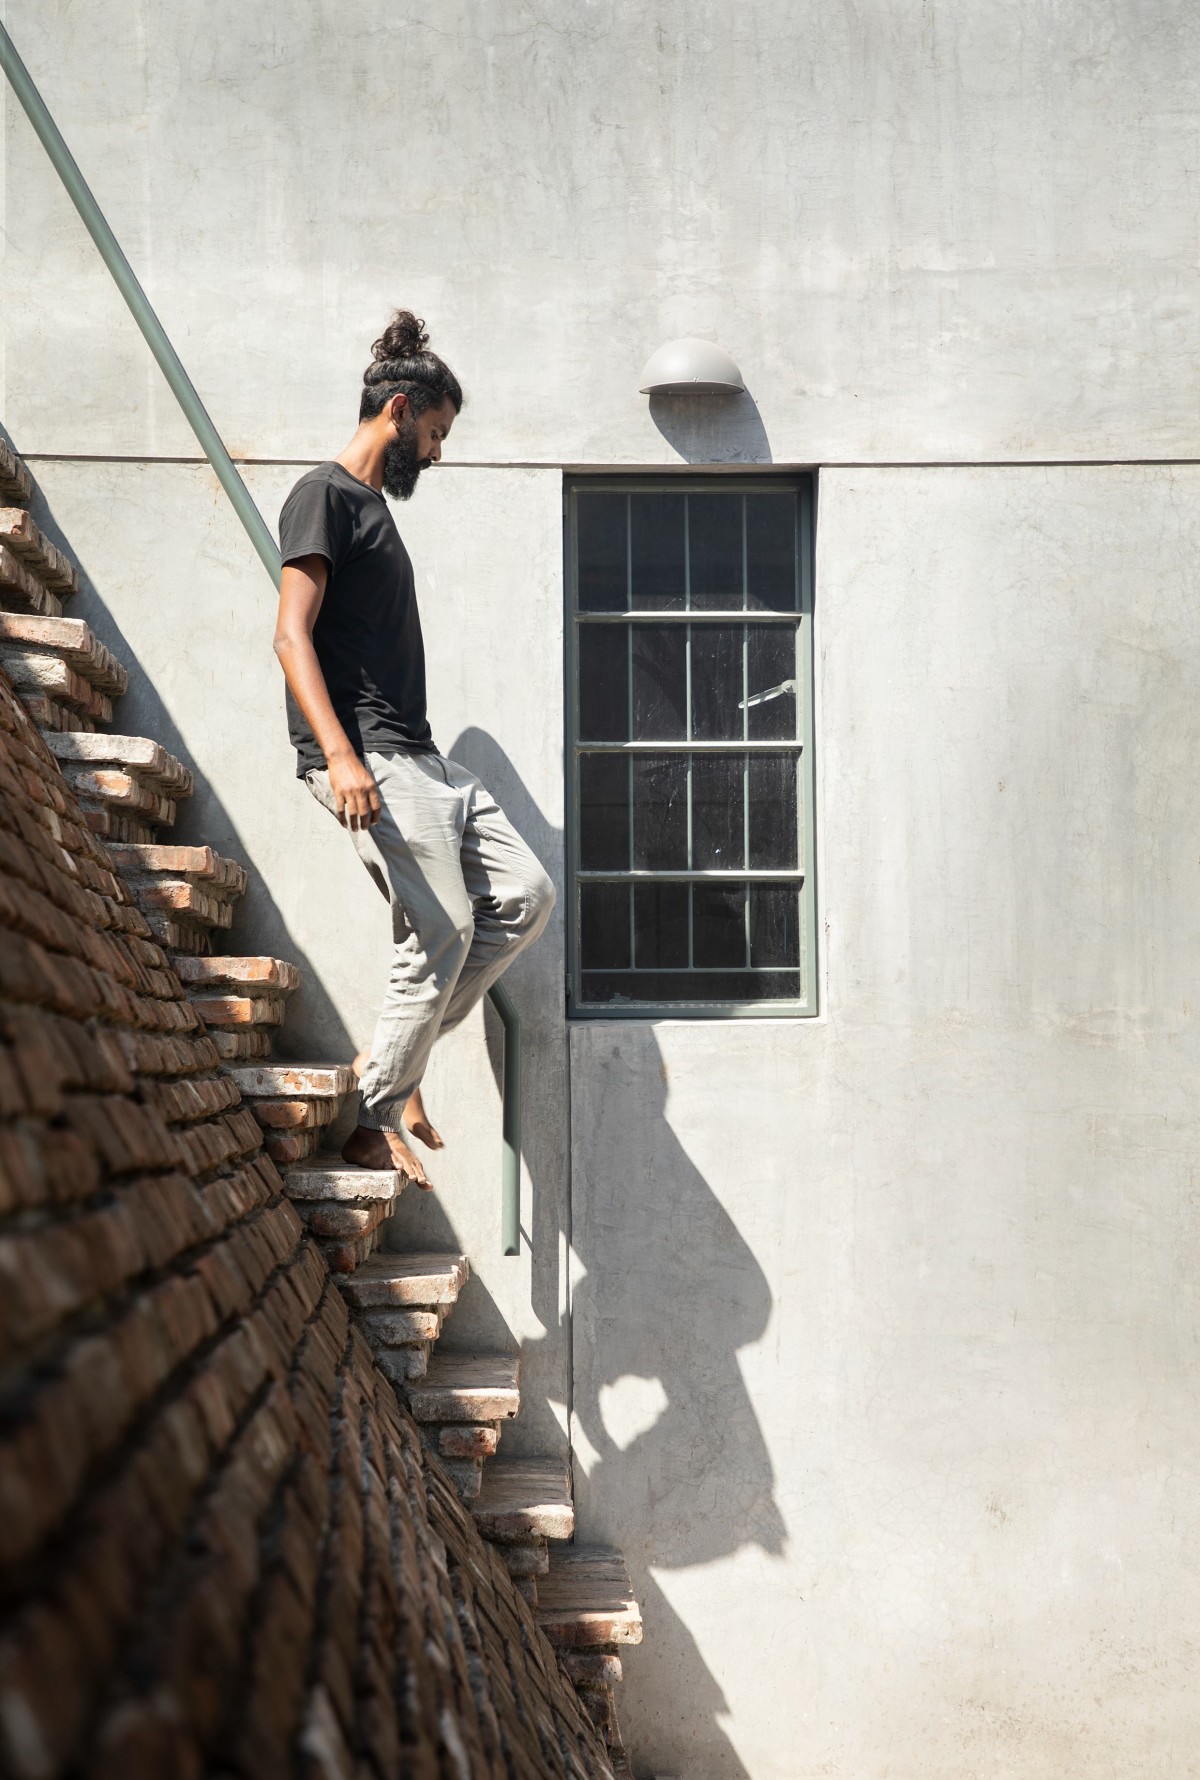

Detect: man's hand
[328, 751, 382, 830]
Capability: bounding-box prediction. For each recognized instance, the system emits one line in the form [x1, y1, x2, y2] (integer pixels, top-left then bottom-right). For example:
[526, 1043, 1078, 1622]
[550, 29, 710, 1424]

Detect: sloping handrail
[0, 19, 523, 1255]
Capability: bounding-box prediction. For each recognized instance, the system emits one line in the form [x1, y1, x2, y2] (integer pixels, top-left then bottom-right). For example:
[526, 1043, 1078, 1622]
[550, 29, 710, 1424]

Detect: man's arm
[273, 554, 382, 830]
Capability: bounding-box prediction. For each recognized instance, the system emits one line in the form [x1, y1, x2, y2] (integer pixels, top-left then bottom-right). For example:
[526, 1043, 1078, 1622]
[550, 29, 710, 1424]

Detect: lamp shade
[639, 338, 745, 396]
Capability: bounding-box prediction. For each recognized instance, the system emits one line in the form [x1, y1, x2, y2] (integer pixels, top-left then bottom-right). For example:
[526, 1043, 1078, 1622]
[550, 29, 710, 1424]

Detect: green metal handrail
[1, 19, 523, 1255]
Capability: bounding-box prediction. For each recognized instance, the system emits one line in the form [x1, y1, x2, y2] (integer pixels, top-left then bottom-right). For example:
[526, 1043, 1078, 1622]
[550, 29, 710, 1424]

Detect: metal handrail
[1, 19, 523, 1255]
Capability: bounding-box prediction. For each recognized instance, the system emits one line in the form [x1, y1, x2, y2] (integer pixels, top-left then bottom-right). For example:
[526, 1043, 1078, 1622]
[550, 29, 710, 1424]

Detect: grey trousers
[306, 749, 554, 1133]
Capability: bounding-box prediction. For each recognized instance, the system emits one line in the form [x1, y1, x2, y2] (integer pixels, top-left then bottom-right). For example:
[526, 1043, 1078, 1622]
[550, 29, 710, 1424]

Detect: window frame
[564, 472, 818, 1020]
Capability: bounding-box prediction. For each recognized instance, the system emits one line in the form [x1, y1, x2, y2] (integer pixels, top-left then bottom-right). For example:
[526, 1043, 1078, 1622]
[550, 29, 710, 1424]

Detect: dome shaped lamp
[639, 338, 745, 396]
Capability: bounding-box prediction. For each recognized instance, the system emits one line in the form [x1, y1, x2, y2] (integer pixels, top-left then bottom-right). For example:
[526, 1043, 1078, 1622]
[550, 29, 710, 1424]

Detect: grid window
[566, 478, 816, 1016]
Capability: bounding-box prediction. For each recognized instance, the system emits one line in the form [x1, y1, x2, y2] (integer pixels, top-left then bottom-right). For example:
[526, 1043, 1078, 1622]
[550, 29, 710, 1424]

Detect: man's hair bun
[359, 308, 462, 421]
[369, 310, 430, 368]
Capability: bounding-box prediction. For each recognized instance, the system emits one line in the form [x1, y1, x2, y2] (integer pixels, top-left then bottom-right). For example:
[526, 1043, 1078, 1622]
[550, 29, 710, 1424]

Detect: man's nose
[429, 439, 442, 462]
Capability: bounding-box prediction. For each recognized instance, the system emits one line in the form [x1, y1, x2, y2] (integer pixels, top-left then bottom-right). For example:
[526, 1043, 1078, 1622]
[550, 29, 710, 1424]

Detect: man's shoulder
[282, 461, 349, 510]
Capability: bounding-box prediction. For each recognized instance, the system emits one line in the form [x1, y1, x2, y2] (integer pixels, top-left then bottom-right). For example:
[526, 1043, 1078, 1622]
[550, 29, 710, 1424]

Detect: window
[566, 477, 816, 1017]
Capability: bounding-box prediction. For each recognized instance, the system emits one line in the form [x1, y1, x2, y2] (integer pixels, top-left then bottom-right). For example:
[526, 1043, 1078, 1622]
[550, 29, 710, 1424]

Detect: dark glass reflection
[692, 883, 747, 968]
[632, 625, 687, 740]
[691, 625, 744, 741]
[580, 969, 802, 1004]
[749, 883, 801, 967]
[578, 624, 628, 741]
[577, 492, 628, 611]
[579, 754, 630, 870]
[631, 493, 685, 610]
[632, 754, 688, 868]
[688, 492, 743, 609]
[747, 753, 798, 870]
[746, 625, 798, 741]
[579, 882, 631, 969]
[746, 492, 797, 610]
[634, 881, 689, 968]
[692, 753, 744, 870]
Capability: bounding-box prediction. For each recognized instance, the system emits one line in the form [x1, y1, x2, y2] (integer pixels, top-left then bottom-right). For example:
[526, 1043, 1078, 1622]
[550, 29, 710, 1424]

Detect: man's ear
[388, 392, 409, 431]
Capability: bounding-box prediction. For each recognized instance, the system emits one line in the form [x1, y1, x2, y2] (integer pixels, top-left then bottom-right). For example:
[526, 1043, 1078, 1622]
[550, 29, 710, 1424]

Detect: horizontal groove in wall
[15, 452, 1200, 471]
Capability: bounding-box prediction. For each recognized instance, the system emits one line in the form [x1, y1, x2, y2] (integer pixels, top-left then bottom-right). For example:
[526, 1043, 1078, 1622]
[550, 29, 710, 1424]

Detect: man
[273, 310, 554, 1189]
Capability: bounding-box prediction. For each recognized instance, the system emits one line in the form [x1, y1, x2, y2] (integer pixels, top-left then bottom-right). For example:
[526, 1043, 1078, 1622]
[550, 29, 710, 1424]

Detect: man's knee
[523, 868, 556, 941]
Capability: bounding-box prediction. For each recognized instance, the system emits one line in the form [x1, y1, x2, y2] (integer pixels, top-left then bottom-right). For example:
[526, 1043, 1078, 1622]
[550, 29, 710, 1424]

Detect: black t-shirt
[278, 461, 437, 777]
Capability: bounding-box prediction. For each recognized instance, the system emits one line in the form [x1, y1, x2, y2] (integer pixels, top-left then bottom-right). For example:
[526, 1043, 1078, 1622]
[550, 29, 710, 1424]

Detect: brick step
[176, 958, 300, 1059]
[0, 506, 78, 594]
[405, 1352, 520, 1425]
[227, 1062, 356, 1099]
[110, 844, 248, 897]
[0, 544, 62, 618]
[0, 612, 129, 695]
[1, 651, 113, 727]
[0, 440, 32, 505]
[535, 1547, 643, 1650]
[176, 956, 299, 992]
[471, 1457, 574, 1543]
[44, 730, 193, 796]
[225, 1056, 357, 1163]
[339, 1250, 470, 1310]
[281, 1156, 405, 1272]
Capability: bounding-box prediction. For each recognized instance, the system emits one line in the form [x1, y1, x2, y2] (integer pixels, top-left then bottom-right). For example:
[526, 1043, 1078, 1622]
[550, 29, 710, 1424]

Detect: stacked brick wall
[0, 666, 615, 1779]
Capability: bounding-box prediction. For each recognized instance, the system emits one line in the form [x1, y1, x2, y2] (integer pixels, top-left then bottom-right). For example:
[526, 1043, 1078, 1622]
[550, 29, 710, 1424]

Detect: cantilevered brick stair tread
[283, 1157, 403, 1201]
[176, 954, 300, 990]
[536, 1548, 644, 1648]
[0, 506, 78, 592]
[0, 611, 129, 694]
[228, 1061, 356, 1097]
[108, 843, 248, 895]
[471, 1458, 575, 1542]
[44, 729, 194, 794]
[0, 438, 31, 504]
[406, 1352, 522, 1423]
[340, 1251, 470, 1307]
[0, 544, 62, 618]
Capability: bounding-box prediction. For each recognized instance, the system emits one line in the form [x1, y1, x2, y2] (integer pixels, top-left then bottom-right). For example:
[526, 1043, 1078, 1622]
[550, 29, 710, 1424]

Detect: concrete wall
[5, 5, 1200, 1777]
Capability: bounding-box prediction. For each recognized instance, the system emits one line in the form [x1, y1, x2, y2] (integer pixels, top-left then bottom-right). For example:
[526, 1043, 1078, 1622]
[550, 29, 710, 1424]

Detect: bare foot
[341, 1123, 433, 1190]
[403, 1084, 445, 1151]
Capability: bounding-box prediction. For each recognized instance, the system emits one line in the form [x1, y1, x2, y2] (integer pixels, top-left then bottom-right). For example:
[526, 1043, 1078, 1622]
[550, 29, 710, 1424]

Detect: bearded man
[272, 309, 554, 1189]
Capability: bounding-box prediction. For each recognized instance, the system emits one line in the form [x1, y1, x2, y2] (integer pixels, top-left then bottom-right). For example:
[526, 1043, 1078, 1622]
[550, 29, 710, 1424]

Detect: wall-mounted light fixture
[639, 338, 745, 396]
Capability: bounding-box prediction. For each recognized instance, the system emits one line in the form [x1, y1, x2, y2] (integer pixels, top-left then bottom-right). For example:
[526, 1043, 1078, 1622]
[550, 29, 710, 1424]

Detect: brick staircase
[0, 436, 641, 1773]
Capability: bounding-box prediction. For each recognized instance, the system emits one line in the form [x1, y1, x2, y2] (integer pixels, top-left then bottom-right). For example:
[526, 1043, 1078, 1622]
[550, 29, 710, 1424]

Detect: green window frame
[565, 475, 817, 1019]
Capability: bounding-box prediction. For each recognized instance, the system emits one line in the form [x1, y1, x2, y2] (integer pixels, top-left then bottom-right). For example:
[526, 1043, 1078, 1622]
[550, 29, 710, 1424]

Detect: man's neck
[335, 425, 386, 491]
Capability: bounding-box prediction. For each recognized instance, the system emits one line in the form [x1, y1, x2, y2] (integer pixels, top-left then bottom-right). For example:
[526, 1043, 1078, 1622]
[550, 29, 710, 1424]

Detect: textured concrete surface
[6, 4, 1200, 1775]
[570, 466, 1200, 1777]
[3, 0, 1200, 464]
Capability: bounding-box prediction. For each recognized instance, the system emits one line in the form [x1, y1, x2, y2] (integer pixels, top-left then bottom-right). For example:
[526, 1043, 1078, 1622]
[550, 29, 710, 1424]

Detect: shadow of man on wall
[446, 726, 787, 1780]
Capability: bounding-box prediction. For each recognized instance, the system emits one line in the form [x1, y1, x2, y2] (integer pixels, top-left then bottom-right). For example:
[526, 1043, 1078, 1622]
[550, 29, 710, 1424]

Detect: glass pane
[691, 624, 744, 742]
[633, 881, 689, 968]
[580, 969, 802, 1005]
[692, 883, 747, 968]
[749, 883, 801, 967]
[579, 754, 630, 870]
[633, 754, 688, 868]
[688, 492, 743, 609]
[632, 625, 687, 740]
[580, 882, 631, 969]
[746, 493, 797, 611]
[578, 624, 628, 741]
[631, 493, 685, 610]
[748, 753, 798, 870]
[577, 492, 628, 612]
[746, 625, 798, 741]
[692, 753, 744, 870]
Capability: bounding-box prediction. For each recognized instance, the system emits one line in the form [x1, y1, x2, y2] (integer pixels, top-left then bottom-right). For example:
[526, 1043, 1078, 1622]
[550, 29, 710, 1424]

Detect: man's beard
[381, 418, 425, 500]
